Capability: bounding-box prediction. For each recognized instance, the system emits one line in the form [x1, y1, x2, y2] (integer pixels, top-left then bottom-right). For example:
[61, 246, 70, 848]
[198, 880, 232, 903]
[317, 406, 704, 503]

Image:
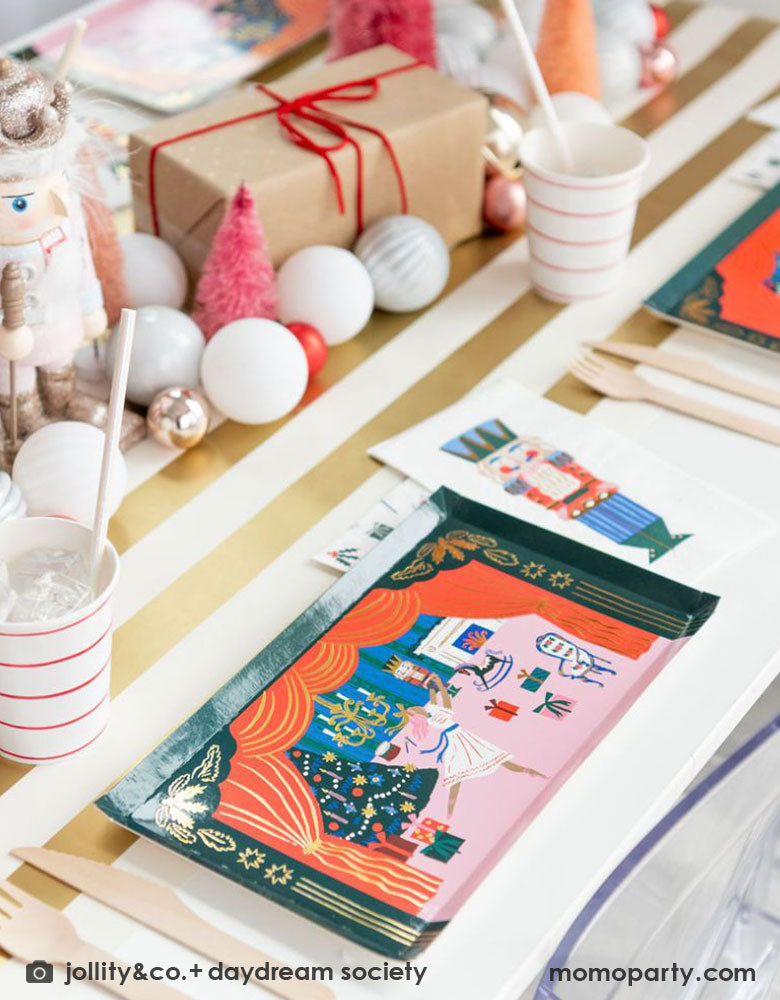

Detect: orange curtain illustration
[717, 206, 780, 335]
[216, 754, 441, 913]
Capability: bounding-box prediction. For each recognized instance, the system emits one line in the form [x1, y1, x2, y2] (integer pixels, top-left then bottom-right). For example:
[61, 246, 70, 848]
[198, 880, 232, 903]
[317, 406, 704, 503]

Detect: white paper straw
[54, 18, 86, 84]
[497, 0, 575, 172]
[89, 309, 135, 592]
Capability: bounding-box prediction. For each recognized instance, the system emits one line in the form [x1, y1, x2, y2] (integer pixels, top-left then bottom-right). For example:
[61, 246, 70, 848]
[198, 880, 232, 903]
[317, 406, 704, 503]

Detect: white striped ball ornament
[435, 2, 499, 56]
[354, 216, 450, 313]
[12, 422, 126, 524]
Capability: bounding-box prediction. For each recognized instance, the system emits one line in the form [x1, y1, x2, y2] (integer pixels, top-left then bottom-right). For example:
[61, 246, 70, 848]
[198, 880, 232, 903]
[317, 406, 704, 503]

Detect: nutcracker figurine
[441, 418, 691, 562]
[0, 45, 146, 465]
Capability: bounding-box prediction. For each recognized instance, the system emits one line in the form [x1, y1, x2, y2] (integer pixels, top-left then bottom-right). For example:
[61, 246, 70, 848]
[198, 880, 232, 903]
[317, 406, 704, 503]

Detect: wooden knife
[585, 339, 780, 409]
[13, 847, 334, 1000]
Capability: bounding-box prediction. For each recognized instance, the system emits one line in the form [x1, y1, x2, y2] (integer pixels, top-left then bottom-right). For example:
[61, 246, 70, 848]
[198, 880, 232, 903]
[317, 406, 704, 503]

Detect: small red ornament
[287, 322, 329, 378]
[483, 175, 527, 232]
[650, 4, 670, 40]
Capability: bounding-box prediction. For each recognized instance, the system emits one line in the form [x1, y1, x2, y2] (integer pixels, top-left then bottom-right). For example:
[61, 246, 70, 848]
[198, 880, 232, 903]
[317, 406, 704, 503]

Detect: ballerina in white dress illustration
[407, 675, 546, 817]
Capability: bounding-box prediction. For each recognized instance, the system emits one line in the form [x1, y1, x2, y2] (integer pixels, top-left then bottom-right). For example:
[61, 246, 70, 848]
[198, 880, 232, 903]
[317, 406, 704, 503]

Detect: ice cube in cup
[9, 547, 85, 592]
[3, 546, 92, 624]
[0, 563, 15, 620]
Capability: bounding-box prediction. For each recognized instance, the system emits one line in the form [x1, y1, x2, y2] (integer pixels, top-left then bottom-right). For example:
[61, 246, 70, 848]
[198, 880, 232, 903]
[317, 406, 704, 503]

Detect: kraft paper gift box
[130, 45, 488, 277]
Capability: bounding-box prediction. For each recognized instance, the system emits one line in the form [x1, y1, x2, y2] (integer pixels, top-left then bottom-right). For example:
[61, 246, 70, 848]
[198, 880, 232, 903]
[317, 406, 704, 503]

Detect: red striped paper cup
[520, 123, 649, 303]
[0, 517, 119, 765]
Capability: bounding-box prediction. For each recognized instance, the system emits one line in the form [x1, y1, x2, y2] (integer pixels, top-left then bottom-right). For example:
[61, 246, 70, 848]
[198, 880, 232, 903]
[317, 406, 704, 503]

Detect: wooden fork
[569, 350, 780, 445]
[0, 878, 186, 998]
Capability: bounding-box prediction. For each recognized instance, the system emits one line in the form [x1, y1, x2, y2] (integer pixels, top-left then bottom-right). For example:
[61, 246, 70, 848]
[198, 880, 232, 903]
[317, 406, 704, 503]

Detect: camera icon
[26, 960, 54, 984]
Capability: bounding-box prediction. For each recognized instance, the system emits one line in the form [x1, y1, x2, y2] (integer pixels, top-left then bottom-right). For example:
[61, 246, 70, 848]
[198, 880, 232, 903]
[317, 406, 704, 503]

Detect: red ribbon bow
[147, 60, 423, 239]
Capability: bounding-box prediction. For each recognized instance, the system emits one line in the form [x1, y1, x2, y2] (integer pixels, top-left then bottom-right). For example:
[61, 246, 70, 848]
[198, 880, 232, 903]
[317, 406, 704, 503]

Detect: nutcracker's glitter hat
[0, 58, 72, 181]
[440, 418, 517, 462]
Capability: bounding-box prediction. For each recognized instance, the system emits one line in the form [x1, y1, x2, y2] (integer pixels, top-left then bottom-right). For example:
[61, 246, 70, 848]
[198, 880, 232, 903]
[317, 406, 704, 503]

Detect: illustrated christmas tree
[329, 0, 437, 67]
[192, 183, 278, 340]
[287, 746, 438, 845]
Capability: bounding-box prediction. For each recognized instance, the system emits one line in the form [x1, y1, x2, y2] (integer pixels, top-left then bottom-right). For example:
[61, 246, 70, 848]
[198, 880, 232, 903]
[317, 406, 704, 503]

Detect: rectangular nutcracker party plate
[98, 489, 719, 957]
[645, 181, 780, 352]
[33, 0, 329, 113]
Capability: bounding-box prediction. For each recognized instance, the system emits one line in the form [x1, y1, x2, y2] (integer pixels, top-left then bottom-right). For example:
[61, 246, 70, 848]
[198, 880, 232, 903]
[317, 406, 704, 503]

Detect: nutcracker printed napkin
[369, 379, 773, 583]
[315, 478, 430, 572]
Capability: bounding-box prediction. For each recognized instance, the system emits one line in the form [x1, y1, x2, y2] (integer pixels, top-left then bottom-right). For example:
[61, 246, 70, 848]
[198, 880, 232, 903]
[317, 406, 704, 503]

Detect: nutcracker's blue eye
[11, 197, 28, 213]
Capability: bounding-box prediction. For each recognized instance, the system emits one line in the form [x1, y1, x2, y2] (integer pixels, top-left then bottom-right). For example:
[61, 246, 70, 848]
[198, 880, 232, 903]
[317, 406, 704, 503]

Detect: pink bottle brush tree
[329, 0, 437, 67]
[192, 184, 278, 340]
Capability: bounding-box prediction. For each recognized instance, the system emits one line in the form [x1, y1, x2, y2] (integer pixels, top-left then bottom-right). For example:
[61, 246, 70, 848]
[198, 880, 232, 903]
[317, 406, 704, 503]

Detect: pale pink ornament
[483, 176, 527, 232]
[644, 42, 678, 86]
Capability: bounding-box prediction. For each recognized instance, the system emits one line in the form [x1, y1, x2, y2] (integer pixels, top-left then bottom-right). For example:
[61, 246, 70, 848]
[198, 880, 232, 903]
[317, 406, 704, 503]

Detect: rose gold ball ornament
[483, 104, 524, 177]
[645, 42, 678, 86]
[483, 175, 527, 232]
[147, 387, 210, 450]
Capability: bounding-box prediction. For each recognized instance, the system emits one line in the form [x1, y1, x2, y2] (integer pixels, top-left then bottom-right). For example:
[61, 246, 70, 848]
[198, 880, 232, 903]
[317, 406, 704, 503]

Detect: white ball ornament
[13, 423, 126, 524]
[201, 319, 309, 425]
[354, 216, 450, 313]
[598, 32, 643, 99]
[528, 92, 612, 129]
[488, 6, 543, 60]
[436, 34, 480, 85]
[276, 246, 374, 346]
[593, 0, 656, 48]
[435, 3, 499, 56]
[105, 305, 205, 407]
[120, 233, 188, 309]
[464, 63, 529, 107]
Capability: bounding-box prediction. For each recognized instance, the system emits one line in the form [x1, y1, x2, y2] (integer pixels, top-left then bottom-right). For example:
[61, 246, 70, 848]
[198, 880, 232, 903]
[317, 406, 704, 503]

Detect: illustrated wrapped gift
[130, 45, 488, 277]
[518, 667, 550, 692]
[368, 832, 419, 861]
[485, 698, 518, 721]
[411, 817, 449, 844]
[533, 692, 576, 720]
[420, 830, 465, 862]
